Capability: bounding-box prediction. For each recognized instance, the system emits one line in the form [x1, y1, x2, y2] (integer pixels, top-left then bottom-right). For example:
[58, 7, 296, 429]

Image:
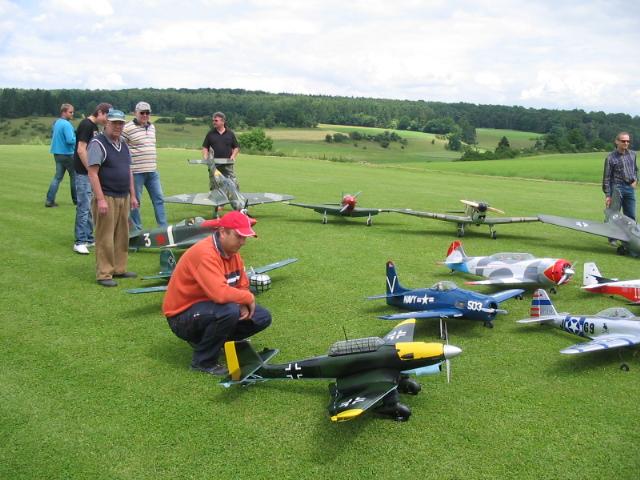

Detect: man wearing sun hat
[163, 210, 272, 376]
[87, 108, 139, 287]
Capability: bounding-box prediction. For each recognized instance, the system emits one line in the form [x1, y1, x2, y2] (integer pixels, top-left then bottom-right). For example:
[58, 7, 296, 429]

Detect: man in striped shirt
[123, 101, 167, 231]
[603, 131, 637, 220]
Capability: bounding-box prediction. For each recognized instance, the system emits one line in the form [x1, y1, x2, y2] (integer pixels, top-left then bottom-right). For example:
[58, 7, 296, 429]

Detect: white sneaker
[73, 244, 90, 255]
[86, 242, 95, 248]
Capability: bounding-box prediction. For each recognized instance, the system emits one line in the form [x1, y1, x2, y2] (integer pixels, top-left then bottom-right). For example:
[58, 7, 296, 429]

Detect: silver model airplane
[518, 289, 640, 370]
[289, 192, 389, 226]
[164, 159, 293, 213]
[538, 208, 640, 257]
[392, 200, 539, 239]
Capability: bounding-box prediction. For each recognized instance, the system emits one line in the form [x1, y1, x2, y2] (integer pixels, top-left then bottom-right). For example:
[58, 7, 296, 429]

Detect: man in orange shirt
[163, 211, 271, 375]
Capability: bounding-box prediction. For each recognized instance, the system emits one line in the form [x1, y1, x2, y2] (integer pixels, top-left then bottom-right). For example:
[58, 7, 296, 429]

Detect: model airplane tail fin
[444, 240, 467, 264]
[582, 262, 615, 286]
[386, 261, 408, 295]
[159, 250, 177, 274]
[221, 340, 278, 386]
[530, 289, 558, 317]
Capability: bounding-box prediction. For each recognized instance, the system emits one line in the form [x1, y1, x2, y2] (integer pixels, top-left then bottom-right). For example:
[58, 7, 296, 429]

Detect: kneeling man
[163, 211, 272, 375]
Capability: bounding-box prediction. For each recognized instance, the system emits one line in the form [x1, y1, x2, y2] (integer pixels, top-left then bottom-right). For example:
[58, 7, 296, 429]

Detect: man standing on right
[72, 102, 111, 255]
[45, 103, 76, 208]
[201, 112, 240, 190]
[123, 101, 167, 231]
[603, 131, 637, 221]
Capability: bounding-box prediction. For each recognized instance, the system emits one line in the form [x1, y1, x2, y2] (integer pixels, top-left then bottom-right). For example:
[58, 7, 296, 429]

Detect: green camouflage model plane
[220, 319, 462, 422]
[129, 217, 216, 251]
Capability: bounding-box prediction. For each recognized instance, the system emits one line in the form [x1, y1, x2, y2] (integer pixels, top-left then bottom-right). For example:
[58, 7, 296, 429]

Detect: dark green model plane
[221, 319, 462, 422]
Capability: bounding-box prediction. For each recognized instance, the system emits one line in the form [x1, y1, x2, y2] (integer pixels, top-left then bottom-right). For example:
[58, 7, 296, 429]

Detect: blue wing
[379, 308, 463, 321]
[490, 289, 525, 303]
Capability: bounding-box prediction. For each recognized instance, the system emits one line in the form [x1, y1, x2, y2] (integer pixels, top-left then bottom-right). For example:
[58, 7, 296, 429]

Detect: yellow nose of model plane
[395, 342, 458, 361]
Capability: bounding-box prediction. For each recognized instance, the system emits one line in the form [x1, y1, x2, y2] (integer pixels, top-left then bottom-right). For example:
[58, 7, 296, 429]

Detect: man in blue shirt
[46, 104, 76, 207]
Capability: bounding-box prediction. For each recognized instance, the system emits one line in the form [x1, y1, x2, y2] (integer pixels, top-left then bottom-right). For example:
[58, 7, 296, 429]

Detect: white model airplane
[582, 262, 640, 304]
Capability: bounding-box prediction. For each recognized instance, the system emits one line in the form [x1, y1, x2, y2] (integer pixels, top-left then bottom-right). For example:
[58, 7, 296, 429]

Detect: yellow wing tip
[224, 341, 241, 381]
[330, 409, 364, 422]
[396, 319, 416, 326]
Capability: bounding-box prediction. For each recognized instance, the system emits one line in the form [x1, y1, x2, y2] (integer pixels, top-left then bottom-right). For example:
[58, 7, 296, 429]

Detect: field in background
[1, 144, 639, 479]
[475, 128, 542, 150]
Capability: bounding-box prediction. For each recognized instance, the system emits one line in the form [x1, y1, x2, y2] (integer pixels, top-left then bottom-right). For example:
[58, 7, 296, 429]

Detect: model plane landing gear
[489, 227, 497, 239]
[457, 224, 465, 237]
[483, 320, 494, 328]
[550, 287, 558, 294]
[375, 402, 412, 422]
[366, 214, 372, 227]
[398, 376, 421, 395]
[322, 211, 328, 224]
[620, 363, 630, 371]
[617, 245, 628, 256]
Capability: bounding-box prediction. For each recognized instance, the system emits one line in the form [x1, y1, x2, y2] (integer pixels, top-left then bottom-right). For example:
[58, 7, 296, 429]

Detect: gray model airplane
[392, 200, 539, 239]
[538, 208, 640, 257]
[518, 289, 640, 369]
[289, 192, 388, 226]
[164, 159, 293, 213]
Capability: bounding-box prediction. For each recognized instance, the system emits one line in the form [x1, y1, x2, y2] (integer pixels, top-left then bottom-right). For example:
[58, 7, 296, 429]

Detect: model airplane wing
[490, 289, 526, 303]
[289, 202, 384, 217]
[141, 272, 172, 280]
[330, 370, 398, 422]
[250, 258, 298, 274]
[382, 319, 416, 343]
[465, 278, 530, 286]
[538, 214, 630, 242]
[165, 192, 292, 207]
[484, 216, 540, 224]
[391, 209, 470, 223]
[560, 334, 640, 354]
[379, 308, 464, 321]
[242, 193, 295, 205]
[126, 286, 168, 294]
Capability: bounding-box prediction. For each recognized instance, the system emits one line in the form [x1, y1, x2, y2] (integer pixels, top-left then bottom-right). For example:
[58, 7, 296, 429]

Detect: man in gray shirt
[603, 131, 637, 220]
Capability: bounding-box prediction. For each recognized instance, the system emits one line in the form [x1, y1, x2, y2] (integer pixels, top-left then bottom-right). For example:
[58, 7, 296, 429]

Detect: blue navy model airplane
[367, 261, 524, 328]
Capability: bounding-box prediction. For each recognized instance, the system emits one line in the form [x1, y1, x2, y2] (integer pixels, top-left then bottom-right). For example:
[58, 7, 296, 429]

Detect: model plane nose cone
[443, 345, 462, 359]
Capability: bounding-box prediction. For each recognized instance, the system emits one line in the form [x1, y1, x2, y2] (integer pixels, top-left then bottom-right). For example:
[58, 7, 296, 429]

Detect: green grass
[2, 144, 639, 479]
[475, 128, 542, 151]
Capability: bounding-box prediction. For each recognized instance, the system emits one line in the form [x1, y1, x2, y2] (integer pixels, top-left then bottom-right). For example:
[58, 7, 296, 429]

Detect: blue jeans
[167, 302, 272, 368]
[46, 154, 76, 204]
[74, 173, 94, 245]
[611, 183, 636, 220]
[130, 171, 167, 231]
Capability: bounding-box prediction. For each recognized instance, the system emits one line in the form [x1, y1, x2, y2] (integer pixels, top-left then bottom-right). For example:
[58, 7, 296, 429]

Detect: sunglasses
[139, 111, 150, 115]
[619, 139, 630, 143]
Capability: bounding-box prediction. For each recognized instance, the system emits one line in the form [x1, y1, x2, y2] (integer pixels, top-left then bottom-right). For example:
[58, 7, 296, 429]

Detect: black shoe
[113, 271, 137, 278]
[45, 202, 59, 208]
[97, 279, 118, 287]
[190, 363, 228, 376]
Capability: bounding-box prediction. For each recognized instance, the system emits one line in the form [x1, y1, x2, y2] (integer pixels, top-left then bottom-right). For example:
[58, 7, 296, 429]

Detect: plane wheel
[516, 294, 524, 301]
[484, 321, 494, 329]
[620, 363, 630, 372]
[490, 231, 497, 240]
[394, 403, 412, 422]
[398, 377, 421, 395]
[617, 245, 628, 256]
[456, 228, 464, 237]
[322, 217, 328, 225]
[366, 218, 372, 227]
[550, 287, 558, 294]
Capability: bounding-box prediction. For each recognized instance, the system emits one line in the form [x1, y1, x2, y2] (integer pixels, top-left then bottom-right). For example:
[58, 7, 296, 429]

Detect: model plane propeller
[538, 208, 640, 257]
[289, 192, 388, 226]
[582, 262, 640, 304]
[367, 261, 523, 328]
[518, 289, 640, 370]
[220, 319, 462, 422]
[164, 159, 293, 215]
[442, 241, 574, 292]
[392, 199, 538, 239]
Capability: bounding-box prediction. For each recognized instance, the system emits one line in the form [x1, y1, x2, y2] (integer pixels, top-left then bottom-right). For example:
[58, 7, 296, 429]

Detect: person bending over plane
[163, 211, 271, 376]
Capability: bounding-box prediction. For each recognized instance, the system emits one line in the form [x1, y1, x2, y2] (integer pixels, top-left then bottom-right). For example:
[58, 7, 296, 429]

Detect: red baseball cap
[202, 211, 257, 237]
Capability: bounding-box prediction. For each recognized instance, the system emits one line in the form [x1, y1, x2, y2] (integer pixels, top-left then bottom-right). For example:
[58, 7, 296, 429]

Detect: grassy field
[475, 128, 542, 150]
[2, 144, 639, 479]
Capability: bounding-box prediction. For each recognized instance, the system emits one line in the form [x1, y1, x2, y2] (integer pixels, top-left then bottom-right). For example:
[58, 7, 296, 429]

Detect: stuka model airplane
[392, 200, 539, 239]
[538, 208, 640, 257]
[220, 319, 462, 422]
[443, 241, 574, 293]
[126, 252, 297, 294]
[289, 192, 388, 226]
[367, 261, 524, 328]
[517, 289, 640, 370]
[129, 217, 217, 250]
[164, 159, 293, 213]
[582, 262, 640, 304]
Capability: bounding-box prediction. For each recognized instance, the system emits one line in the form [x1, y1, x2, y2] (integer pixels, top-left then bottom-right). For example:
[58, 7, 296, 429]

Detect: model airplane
[443, 241, 574, 292]
[517, 289, 640, 369]
[289, 192, 388, 226]
[126, 254, 297, 294]
[392, 200, 539, 239]
[538, 208, 640, 257]
[220, 319, 462, 422]
[582, 262, 640, 304]
[164, 160, 293, 213]
[367, 261, 523, 328]
[129, 217, 217, 250]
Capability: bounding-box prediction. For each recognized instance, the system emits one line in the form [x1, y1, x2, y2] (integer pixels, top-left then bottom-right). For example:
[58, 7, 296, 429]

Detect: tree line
[1, 87, 638, 150]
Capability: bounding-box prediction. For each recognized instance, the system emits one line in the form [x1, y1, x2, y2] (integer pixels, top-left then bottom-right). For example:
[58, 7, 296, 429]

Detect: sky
[1, 0, 639, 116]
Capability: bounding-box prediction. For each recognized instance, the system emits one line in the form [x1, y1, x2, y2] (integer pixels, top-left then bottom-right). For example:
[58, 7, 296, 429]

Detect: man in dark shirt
[87, 109, 139, 287]
[201, 112, 240, 190]
[603, 131, 637, 220]
[72, 102, 111, 254]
